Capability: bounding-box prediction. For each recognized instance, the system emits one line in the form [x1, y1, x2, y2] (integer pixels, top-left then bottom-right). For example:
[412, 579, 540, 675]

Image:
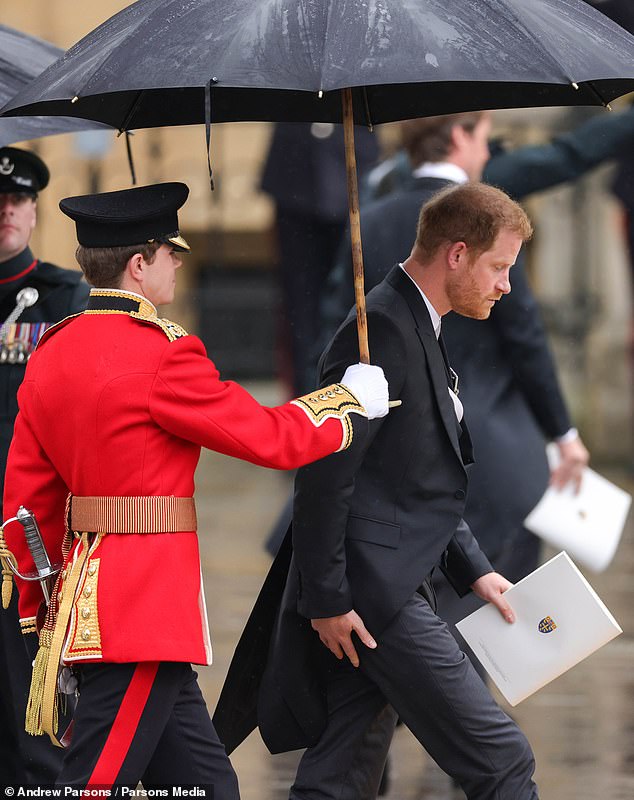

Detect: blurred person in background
[0, 145, 89, 786]
[586, 2, 634, 453]
[262, 122, 379, 396]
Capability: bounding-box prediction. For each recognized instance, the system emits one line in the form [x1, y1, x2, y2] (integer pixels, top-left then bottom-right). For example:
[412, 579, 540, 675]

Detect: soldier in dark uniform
[0, 146, 89, 786]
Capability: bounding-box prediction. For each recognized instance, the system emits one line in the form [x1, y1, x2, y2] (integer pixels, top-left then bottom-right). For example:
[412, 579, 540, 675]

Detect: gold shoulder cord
[25, 494, 75, 746]
[0, 525, 17, 609]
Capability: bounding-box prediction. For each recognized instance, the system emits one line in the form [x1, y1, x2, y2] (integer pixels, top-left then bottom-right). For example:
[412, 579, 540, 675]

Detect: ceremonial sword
[1, 506, 60, 605]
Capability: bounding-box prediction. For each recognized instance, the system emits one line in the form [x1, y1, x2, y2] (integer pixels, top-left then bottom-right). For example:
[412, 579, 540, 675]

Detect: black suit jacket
[214, 266, 492, 754]
[323, 177, 570, 559]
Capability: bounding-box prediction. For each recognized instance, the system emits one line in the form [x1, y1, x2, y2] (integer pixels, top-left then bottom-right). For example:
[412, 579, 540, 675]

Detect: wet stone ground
[193, 384, 634, 800]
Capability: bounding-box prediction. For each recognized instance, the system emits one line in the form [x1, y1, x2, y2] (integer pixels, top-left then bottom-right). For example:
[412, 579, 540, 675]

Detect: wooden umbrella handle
[342, 87, 370, 364]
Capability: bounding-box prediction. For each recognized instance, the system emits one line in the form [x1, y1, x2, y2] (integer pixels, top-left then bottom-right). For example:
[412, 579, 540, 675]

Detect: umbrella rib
[320, 0, 338, 93]
[293, 1, 325, 92]
[66, 0, 172, 100]
[583, 80, 610, 108]
[118, 90, 146, 133]
[362, 86, 374, 130]
[486, 0, 579, 86]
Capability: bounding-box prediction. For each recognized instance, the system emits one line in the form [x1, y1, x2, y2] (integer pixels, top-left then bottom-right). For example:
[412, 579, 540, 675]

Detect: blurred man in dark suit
[262, 122, 378, 395]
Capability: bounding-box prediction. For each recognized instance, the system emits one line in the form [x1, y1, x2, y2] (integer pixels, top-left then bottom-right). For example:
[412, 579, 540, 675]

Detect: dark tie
[438, 333, 459, 395]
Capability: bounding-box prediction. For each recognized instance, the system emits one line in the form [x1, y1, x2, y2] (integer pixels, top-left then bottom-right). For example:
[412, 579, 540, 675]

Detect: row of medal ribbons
[0, 322, 53, 364]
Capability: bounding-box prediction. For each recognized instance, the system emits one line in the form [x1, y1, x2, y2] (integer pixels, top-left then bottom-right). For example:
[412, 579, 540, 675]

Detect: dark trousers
[0, 591, 63, 786]
[291, 594, 538, 800]
[58, 661, 239, 797]
[275, 211, 346, 396]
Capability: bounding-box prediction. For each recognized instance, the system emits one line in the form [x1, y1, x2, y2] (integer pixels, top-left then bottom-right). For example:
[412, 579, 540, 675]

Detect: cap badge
[538, 616, 558, 634]
[0, 157, 15, 176]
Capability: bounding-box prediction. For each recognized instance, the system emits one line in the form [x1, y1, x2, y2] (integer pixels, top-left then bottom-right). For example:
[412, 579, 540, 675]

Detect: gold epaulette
[291, 383, 365, 425]
[135, 315, 188, 342]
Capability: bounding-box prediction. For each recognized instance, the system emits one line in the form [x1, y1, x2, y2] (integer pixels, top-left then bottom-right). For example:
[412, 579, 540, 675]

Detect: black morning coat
[323, 175, 570, 562]
[213, 265, 493, 755]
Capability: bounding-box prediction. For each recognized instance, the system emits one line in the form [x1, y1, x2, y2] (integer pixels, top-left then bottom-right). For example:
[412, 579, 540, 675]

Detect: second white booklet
[456, 552, 622, 706]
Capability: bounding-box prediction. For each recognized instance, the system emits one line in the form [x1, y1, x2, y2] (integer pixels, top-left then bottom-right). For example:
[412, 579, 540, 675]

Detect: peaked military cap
[59, 182, 190, 252]
[0, 146, 49, 195]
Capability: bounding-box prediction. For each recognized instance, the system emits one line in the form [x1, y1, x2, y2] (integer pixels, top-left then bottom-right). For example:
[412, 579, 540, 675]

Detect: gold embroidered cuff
[291, 383, 365, 425]
[291, 383, 365, 452]
[20, 616, 37, 635]
[337, 415, 354, 452]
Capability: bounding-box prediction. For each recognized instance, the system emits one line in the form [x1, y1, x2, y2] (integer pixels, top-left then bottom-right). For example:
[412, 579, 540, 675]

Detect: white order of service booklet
[523, 444, 631, 572]
[456, 552, 622, 706]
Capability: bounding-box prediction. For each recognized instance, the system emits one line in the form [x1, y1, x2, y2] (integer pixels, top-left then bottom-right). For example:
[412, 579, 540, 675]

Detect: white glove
[340, 363, 389, 420]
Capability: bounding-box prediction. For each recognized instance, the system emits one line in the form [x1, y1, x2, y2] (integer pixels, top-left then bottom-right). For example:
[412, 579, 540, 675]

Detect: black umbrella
[4, 0, 634, 359]
[0, 24, 109, 147]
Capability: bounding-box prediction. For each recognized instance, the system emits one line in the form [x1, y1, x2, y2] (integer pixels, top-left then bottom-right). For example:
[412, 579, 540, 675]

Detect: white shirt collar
[398, 266, 463, 420]
[399, 264, 441, 338]
[412, 161, 469, 185]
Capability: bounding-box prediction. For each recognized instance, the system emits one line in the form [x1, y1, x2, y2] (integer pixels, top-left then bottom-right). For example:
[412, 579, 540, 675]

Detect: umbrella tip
[71, 95, 79, 104]
[571, 82, 579, 91]
[318, 89, 324, 99]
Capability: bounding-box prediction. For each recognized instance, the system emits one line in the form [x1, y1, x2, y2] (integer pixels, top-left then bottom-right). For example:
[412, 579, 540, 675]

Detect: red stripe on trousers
[88, 661, 160, 786]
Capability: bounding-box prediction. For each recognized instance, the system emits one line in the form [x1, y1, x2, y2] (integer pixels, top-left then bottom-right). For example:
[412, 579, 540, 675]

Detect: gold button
[84, 585, 92, 598]
[81, 607, 91, 620]
[61, 569, 67, 581]
[58, 592, 63, 603]
[81, 628, 91, 641]
[87, 564, 97, 577]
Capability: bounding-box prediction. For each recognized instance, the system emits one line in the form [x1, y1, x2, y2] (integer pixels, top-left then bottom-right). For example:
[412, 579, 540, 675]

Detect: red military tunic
[2, 289, 364, 667]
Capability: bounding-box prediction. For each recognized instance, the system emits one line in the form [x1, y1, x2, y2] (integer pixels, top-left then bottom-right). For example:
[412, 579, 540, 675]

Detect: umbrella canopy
[0, 24, 109, 146]
[2, 0, 634, 130]
[4, 0, 634, 363]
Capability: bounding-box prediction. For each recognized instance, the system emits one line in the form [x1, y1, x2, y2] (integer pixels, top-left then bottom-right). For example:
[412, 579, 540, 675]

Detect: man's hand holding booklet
[524, 443, 631, 572]
[456, 552, 622, 706]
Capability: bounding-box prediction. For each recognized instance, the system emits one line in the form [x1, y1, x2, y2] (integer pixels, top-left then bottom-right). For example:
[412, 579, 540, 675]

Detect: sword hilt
[16, 506, 56, 580]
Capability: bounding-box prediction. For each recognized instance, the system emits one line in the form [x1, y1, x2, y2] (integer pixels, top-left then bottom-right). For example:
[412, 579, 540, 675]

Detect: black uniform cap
[59, 182, 190, 252]
[0, 146, 50, 195]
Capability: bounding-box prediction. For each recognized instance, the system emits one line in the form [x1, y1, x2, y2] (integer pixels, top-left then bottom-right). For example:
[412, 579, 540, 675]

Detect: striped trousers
[57, 661, 239, 797]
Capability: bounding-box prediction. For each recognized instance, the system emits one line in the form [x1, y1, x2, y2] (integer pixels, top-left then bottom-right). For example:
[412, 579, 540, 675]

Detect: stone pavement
[194, 382, 634, 800]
